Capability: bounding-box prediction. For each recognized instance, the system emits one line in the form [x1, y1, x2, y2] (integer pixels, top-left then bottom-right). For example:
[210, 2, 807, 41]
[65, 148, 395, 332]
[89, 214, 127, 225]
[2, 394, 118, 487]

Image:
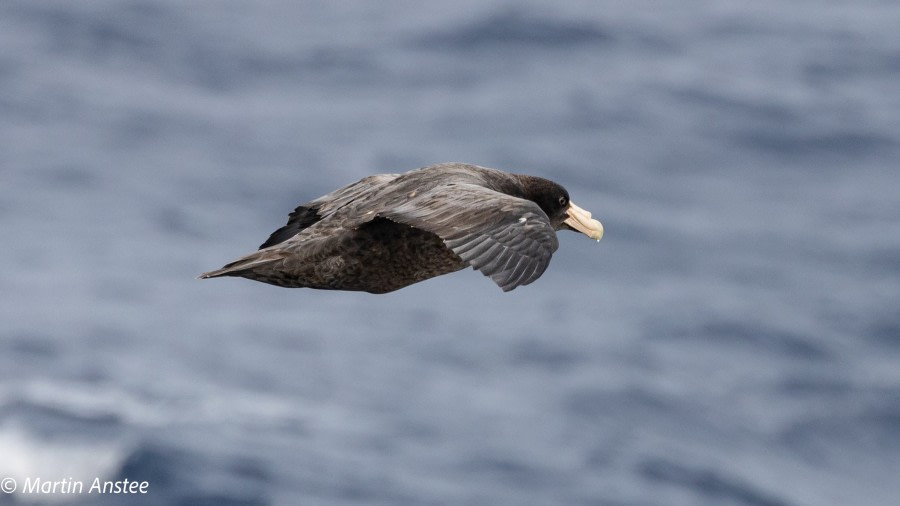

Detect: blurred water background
[2, 1, 899, 504]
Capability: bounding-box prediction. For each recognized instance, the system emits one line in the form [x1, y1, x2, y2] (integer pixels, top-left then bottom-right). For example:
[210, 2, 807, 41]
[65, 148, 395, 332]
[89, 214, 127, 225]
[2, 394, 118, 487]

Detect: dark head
[521, 177, 572, 224]
[519, 175, 604, 240]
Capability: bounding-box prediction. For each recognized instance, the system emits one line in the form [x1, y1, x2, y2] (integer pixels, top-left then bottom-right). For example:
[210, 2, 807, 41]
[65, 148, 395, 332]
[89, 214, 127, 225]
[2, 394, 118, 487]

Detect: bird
[199, 163, 603, 293]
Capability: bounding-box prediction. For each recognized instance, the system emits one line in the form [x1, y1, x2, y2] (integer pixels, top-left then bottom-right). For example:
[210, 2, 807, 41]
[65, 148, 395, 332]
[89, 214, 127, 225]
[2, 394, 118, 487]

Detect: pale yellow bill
[564, 201, 603, 241]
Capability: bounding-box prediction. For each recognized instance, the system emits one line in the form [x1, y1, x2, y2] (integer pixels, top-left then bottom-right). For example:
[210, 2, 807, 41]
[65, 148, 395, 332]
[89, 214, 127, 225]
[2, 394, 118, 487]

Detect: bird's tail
[198, 249, 286, 279]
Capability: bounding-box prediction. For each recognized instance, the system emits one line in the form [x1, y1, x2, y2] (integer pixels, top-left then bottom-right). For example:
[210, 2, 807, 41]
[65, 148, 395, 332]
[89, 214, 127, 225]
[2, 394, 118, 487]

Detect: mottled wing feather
[259, 173, 400, 249]
[315, 173, 400, 215]
[379, 183, 559, 291]
[259, 205, 320, 249]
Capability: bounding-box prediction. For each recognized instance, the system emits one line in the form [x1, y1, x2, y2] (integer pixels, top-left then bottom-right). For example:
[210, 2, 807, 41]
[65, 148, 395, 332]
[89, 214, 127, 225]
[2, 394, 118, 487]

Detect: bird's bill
[564, 201, 604, 241]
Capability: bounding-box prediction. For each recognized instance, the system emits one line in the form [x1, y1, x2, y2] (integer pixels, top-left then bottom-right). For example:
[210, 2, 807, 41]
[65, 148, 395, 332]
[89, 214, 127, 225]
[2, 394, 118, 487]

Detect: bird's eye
[558, 196, 567, 206]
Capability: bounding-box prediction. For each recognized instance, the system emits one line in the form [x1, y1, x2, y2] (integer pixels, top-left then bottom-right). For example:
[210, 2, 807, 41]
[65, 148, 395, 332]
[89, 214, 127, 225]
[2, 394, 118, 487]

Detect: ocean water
[1, 1, 899, 504]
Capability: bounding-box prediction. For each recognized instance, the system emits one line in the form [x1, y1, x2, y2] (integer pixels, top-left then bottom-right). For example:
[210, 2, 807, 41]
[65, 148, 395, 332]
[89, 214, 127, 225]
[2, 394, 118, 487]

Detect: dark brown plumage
[199, 163, 603, 293]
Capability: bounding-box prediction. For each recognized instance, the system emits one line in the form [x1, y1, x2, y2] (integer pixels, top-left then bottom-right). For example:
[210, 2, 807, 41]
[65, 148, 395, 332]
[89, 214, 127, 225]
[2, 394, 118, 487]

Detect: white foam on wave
[0, 423, 128, 503]
[0, 380, 151, 502]
[2, 379, 171, 428]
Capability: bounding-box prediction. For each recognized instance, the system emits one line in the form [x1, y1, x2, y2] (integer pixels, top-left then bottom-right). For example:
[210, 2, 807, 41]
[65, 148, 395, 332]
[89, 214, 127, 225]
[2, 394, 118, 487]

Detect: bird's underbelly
[265, 219, 466, 293]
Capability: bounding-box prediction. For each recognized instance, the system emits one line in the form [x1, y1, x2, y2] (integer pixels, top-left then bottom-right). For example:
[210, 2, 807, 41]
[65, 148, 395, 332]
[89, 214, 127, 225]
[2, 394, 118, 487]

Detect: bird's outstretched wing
[378, 183, 559, 291]
[259, 174, 400, 249]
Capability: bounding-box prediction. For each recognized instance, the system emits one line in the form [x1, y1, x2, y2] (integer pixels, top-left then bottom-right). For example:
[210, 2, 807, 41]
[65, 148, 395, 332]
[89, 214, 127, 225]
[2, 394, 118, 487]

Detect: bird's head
[522, 177, 604, 241]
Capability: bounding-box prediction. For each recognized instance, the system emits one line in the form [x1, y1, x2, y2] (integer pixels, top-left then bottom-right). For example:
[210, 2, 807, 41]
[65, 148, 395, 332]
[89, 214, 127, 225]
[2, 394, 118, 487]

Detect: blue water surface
[1, 1, 899, 505]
